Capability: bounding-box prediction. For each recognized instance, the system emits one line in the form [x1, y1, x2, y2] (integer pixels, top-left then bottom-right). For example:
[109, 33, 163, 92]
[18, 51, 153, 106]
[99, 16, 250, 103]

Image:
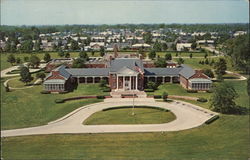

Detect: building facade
[43, 58, 212, 92]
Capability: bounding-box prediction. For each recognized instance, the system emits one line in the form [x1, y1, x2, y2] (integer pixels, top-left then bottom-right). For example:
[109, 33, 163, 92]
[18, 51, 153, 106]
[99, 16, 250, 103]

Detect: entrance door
[125, 80, 130, 90]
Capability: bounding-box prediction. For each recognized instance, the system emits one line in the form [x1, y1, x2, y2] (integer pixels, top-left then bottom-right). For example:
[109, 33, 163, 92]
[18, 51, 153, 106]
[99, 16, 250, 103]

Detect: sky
[1, 0, 249, 25]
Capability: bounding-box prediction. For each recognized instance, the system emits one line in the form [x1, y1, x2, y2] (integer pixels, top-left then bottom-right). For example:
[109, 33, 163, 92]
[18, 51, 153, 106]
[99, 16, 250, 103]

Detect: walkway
[4, 77, 42, 90]
[1, 98, 218, 137]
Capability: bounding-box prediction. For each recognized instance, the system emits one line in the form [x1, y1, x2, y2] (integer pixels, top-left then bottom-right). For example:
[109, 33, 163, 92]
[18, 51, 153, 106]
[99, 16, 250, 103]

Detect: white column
[135, 75, 138, 90]
[116, 75, 119, 90]
[130, 76, 132, 90]
[123, 76, 125, 90]
[170, 76, 173, 83]
[77, 77, 80, 84]
[163, 76, 165, 83]
[93, 77, 95, 83]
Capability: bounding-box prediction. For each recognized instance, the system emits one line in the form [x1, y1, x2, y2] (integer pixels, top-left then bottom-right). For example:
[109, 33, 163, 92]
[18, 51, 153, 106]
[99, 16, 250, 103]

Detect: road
[1, 98, 218, 137]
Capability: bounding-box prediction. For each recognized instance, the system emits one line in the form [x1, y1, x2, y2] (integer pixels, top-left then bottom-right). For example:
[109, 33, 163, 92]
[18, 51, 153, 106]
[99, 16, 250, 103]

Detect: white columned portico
[135, 75, 138, 90]
[116, 75, 119, 90]
[123, 76, 125, 90]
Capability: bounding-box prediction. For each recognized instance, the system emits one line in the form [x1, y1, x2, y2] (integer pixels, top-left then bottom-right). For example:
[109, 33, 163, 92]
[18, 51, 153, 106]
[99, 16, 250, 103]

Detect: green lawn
[1, 81, 107, 130]
[2, 114, 249, 160]
[84, 107, 176, 125]
[156, 51, 213, 58]
[7, 77, 37, 88]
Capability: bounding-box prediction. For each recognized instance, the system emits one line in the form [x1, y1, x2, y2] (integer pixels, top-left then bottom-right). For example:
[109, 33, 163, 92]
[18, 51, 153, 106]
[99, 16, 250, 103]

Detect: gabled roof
[45, 65, 71, 80]
[116, 66, 138, 75]
[179, 64, 195, 79]
[110, 58, 144, 73]
[65, 68, 110, 77]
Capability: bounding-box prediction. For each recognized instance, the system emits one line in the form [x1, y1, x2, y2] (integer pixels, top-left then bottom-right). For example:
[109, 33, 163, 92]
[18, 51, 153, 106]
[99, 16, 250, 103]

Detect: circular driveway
[1, 99, 218, 137]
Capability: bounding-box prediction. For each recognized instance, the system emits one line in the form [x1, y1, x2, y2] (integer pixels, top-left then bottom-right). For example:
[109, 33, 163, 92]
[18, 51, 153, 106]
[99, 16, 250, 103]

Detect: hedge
[55, 99, 65, 103]
[187, 90, 198, 93]
[59, 91, 69, 94]
[144, 89, 154, 92]
[102, 87, 111, 92]
[197, 97, 208, 102]
[205, 115, 219, 124]
[40, 90, 50, 94]
[153, 95, 162, 99]
[97, 96, 105, 99]
[102, 106, 169, 112]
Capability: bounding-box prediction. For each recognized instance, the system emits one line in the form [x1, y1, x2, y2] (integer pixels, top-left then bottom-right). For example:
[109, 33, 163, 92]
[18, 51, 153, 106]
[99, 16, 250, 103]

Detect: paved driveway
[1, 99, 218, 137]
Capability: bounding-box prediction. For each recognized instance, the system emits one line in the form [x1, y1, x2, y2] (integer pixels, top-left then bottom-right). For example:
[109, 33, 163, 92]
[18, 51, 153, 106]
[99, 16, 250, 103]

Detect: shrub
[144, 89, 154, 92]
[206, 90, 213, 93]
[97, 96, 105, 99]
[162, 92, 168, 101]
[197, 97, 208, 102]
[102, 87, 111, 92]
[187, 90, 198, 93]
[153, 95, 162, 99]
[59, 91, 69, 94]
[55, 99, 65, 103]
[40, 90, 50, 94]
[205, 115, 219, 124]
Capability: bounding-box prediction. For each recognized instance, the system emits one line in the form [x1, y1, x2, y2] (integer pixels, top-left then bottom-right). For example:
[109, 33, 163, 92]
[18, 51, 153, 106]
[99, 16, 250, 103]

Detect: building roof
[43, 79, 66, 84]
[144, 67, 182, 76]
[65, 68, 110, 77]
[116, 66, 139, 75]
[109, 58, 144, 73]
[45, 65, 71, 80]
[179, 64, 195, 79]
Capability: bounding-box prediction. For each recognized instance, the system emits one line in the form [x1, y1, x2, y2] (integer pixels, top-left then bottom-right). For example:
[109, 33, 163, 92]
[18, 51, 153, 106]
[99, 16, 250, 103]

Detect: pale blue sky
[1, 0, 249, 25]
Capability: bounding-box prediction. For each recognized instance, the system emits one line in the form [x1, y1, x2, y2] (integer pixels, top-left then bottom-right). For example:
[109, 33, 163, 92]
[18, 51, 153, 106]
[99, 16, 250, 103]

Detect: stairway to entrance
[110, 90, 147, 98]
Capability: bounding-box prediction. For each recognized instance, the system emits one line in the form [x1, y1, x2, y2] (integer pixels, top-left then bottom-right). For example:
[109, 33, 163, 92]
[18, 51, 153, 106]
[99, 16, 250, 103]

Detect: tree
[191, 42, 197, 50]
[154, 58, 166, 67]
[203, 69, 214, 78]
[100, 46, 105, 57]
[162, 92, 168, 101]
[30, 55, 40, 68]
[20, 40, 33, 53]
[34, 41, 41, 51]
[214, 58, 227, 75]
[143, 32, 152, 44]
[99, 79, 107, 88]
[70, 40, 79, 51]
[148, 50, 156, 60]
[204, 53, 208, 59]
[43, 53, 51, 62]
[177, 58, 184, 65]
[189, 53, 193, 58]
[23, 56, 30, 62]
[7, 54, 16, 65]
[72, 58, 85, 68]
[146, 81, 157, 90]
[165, 53, 172, 61]
[153, 41, 162, 51]
[138, 48, 146, 58]
[16, 57, 21, 64]
[36, 72, 46, 81]
[162, 43, 168, 51]
[20, 66, 33, 85]
[175, 52, 178, 57]
[65, 52, 70, 58]
[205, 58, 209, 64]
[247, 77, 250, 96]
[58, 50, 65, 57]
[79, 51, 88, 60]
[210, 82, 241, 114]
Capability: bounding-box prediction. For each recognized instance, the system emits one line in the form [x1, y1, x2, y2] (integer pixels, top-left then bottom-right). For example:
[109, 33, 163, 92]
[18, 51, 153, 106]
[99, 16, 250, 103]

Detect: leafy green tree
[154, 58, 166, 67]
[153, 41, 162, 51]
[65, 52, 70, 58]
[7, 54, 16, 65]
[214, 58, 227, 75]
[23, 56, 30, 62]
[100, 46, 105, 57]
[205, 58, 209, 64]
[175, 52, 178, 57]
[143, 32, 152, 44]
[147, 81, 157, 90]
[210, 82, 240, 114]
[191, 42, 197, 50]
[16, 57, 21, 64]
[72, 58, 85, 68]
[20, 66, 33, 85]
[20, 40, 33, 53]
[138, 48, 146, 58]
[189, 53, 193, 58]
[34, 41, 41, 51]
[162, 92, 168, 101]
[58, 50, 65, 57]
[203, 69, 214, 78]
[165, 53, 172, 61]
[204, 53, 208, 59]
[4, 41, 11, 52]
[70, 40, 79, 51]
[36, 72, 46, 81]
[30, 55, 40, 68]
[247, 77, 250, 96]
[43, 53, 51, 62]
[99, 79, 107, 88]
[148, 50, 156, 60]
[177, 58, 184, 65]
[79, 51, 88, 60]
[162, 43, 168, 51]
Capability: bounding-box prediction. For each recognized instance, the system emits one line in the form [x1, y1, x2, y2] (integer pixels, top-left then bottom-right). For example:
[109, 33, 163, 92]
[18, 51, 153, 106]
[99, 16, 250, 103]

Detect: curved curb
[1, 99, 218, 137]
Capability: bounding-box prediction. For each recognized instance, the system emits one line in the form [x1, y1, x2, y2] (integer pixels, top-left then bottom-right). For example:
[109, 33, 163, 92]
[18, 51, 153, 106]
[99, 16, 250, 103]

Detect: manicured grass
[156, 51, 213, 58]
[1, 81, 106, 130]
[2, 114, 249, 160]
[148, 83, 211, 99]
[84, 107, 176, 125]
[7, 77, 37, 88]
